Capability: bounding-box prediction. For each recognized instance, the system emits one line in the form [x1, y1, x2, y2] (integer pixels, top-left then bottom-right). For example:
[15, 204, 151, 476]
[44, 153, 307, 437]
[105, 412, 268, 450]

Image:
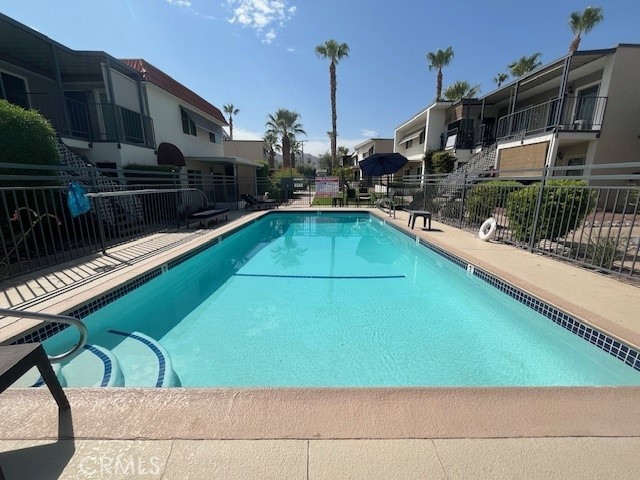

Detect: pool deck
[1, 206, 640, 479]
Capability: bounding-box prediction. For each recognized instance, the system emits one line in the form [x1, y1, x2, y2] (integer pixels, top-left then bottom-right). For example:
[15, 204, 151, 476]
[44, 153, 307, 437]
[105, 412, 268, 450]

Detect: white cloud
[225, 0, 297, 43]
[304, 138, 366, 157]
[166, 0, 192, 8]
[287, 47, 296, 52]
[229, 127, 264, 141]
[361, 129, 379, 138]
[263, 29, 277, 44]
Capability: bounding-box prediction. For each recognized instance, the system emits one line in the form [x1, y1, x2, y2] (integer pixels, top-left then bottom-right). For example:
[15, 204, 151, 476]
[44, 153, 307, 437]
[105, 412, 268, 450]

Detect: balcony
[441, 127, 474, 150]
[495, 96, 607, 141]
[27, 92, 155, 149]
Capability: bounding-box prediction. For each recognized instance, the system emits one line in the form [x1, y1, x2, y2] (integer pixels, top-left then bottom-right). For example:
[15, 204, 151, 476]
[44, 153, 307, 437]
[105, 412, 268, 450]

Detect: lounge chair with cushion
[181, 190, 229, 228]
[241, 194, 279, 211]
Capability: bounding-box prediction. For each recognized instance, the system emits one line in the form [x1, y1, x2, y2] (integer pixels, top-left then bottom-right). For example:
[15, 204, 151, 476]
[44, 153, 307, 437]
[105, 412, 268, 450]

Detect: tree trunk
[436, 69, 443, 100]
[330, 61, 337, 167]
[282, 134, 291, 169]
[569, 35, 581, 53]
[229, 117, 234, 139]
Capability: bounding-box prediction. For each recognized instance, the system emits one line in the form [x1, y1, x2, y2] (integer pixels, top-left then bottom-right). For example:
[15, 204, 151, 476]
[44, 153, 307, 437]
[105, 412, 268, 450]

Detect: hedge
[506, 179, 595, 243]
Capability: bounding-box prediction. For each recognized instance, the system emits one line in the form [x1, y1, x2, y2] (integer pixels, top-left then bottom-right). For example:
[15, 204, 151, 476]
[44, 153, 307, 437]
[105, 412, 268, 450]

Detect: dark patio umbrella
[358, 153, 408, 177]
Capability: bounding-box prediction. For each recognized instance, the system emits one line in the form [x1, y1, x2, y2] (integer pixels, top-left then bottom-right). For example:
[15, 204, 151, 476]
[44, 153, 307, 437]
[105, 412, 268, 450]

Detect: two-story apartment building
[393, 102, 452, 175]
[395, 44, 640, 181]
[0, 13, 155, 168]
[351, 138, 394, 180]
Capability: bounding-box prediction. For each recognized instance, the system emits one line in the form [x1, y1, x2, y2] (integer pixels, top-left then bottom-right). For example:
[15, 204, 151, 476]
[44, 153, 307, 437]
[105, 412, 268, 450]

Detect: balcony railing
[496, 96, 607, 141]
[441, 127, 474, 150]
[27, 92, 155, 149]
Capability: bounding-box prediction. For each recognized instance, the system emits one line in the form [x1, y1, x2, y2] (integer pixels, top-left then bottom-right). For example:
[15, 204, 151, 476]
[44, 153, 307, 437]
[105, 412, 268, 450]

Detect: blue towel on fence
[67, 182, 91, 217]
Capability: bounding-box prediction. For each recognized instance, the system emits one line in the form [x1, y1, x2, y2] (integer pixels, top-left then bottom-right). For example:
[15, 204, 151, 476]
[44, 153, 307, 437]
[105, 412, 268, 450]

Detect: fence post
[90, 170, 108, 255]
[458, 172, 467, 228]
[528, 165, 549, 252]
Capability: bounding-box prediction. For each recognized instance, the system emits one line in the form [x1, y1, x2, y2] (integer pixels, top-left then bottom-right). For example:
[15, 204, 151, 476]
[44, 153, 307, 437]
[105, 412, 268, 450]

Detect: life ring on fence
[478, 217, 497, 241]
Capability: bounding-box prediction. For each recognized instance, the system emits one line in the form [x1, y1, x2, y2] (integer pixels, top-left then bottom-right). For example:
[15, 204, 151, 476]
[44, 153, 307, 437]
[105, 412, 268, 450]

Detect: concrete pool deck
[1, 206, 640, 479]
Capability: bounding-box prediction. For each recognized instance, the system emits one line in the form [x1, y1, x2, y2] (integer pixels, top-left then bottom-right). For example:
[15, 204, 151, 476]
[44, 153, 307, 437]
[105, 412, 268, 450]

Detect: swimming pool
[42, 212, 640, 387]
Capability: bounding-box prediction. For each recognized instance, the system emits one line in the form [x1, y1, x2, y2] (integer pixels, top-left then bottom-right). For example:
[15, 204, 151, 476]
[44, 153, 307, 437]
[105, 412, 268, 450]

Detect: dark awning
[157, 142, 186, 166]
[181, 107, 219, 134]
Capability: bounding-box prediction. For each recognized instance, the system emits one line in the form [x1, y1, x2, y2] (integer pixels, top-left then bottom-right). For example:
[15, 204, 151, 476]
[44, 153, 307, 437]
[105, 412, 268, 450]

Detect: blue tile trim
[234, 273, 405, 280]
[108, 330, 166, 388]
[10, 211, 640, 376]
[391, 226, 640, 373]
[83, 344, 112, 387]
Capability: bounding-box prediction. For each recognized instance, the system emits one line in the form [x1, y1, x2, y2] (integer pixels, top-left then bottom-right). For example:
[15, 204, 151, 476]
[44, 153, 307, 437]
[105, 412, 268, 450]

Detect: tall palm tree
[265, 109, 305, 170]
[263, 131, 278, 170]
[315, 39, 350, 168]
[426, 47, 454, 101]
[568, 6, 604, 53]
[493, 73, 509, 87]
[508, 53, 542, 77]
[443, 81, 481, 101]
[223, 103, 240, 139]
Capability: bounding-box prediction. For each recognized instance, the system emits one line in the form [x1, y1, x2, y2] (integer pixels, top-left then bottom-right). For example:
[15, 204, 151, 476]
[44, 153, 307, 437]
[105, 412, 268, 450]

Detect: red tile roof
[121, 59, 227, 126]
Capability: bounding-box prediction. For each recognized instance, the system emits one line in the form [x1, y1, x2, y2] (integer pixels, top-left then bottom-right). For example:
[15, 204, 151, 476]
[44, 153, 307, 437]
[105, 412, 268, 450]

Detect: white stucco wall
[146, 84, 225, 159]
[425, 108, 447, 151]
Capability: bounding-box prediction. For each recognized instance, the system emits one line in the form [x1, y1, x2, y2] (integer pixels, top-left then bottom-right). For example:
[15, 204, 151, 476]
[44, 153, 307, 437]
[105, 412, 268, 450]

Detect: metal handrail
[0, 308, 88, 363]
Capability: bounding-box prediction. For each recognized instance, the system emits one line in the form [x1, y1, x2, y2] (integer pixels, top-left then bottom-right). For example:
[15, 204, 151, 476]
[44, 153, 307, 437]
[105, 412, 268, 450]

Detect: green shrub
[0, 99, 59, 181]
[587, 236, 626, 270]
[506, 179, 595, 243]
[465, 180, 521, 225]
[431, 151, 456, 174]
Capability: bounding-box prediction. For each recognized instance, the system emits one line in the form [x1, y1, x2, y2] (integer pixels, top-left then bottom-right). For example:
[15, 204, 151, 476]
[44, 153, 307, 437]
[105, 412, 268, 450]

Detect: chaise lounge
[241, 194, 280, 211]
[181, 190, 229, 228]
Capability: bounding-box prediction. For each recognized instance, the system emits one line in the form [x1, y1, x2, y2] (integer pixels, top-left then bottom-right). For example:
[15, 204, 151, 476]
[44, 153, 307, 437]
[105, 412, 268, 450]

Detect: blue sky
[2, 0, 639, 155]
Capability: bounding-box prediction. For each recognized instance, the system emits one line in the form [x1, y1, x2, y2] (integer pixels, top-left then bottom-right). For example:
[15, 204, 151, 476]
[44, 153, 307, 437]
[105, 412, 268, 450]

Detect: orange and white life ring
[478, 217, 497, 241]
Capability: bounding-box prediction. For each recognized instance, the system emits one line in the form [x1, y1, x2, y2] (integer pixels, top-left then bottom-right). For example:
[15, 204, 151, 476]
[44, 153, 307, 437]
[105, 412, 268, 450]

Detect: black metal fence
[410, 162, 640, 279]
[0, 163, 260, 280]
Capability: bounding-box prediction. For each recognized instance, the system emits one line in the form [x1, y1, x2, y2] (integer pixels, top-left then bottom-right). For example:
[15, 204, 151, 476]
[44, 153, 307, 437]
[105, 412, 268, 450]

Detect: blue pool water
[46, 212, 640, 386]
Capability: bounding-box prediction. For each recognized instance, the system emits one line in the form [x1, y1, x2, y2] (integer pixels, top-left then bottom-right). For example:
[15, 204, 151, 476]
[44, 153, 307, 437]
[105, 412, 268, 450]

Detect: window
[419, 130, 425, 144]
[209, 132, 217, 143]
[566, 157, 585, 177]
[181, 108, 196, 136]
[405, 139, 413, 149]
[1, 72, 29, 109]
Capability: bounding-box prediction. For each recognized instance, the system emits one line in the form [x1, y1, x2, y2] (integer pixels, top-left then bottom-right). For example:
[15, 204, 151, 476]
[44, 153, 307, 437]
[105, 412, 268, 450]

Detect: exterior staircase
[437, 142, 498, 198]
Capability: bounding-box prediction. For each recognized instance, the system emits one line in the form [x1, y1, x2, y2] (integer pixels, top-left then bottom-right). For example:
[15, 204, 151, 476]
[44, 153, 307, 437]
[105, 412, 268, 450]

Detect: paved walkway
[1, 206, 639, 479]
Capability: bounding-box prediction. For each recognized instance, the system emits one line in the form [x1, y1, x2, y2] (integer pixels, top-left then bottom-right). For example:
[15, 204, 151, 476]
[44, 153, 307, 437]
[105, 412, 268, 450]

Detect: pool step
[59, 344, 124, 387]
[104, 330, 179, 387]
[11, 362, 66, 388]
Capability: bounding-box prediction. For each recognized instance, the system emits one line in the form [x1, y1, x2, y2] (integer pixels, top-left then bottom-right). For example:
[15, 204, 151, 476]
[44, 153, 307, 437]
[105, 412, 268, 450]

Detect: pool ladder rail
[0, 307, 88, 362]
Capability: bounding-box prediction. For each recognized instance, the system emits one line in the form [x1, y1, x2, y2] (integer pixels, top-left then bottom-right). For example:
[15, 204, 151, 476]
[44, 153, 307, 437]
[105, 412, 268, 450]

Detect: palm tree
[265, 109, 305, 170]
[223, 104, 240, 139]
[493, 73, 509, 88]
[508, 53, 542, 77]
[315, 39, 350, 168]
[263, 132, 278, 170]
[289, 137, 303, 168]
[426, 47, 454, 100]
[568, 7, 604, 53]
[443, 81, 481, 101]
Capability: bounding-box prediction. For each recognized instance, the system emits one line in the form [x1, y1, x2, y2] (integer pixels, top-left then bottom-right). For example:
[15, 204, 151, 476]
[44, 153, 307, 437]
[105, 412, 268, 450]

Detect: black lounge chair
[186, 207, 229, 228]
[180, 190, 229, 228]
[241, 194, 279, 211]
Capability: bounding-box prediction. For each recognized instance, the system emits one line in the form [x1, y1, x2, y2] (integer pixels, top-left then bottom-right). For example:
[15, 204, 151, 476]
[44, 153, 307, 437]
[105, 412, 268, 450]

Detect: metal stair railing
[0, 308, 88, 363]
